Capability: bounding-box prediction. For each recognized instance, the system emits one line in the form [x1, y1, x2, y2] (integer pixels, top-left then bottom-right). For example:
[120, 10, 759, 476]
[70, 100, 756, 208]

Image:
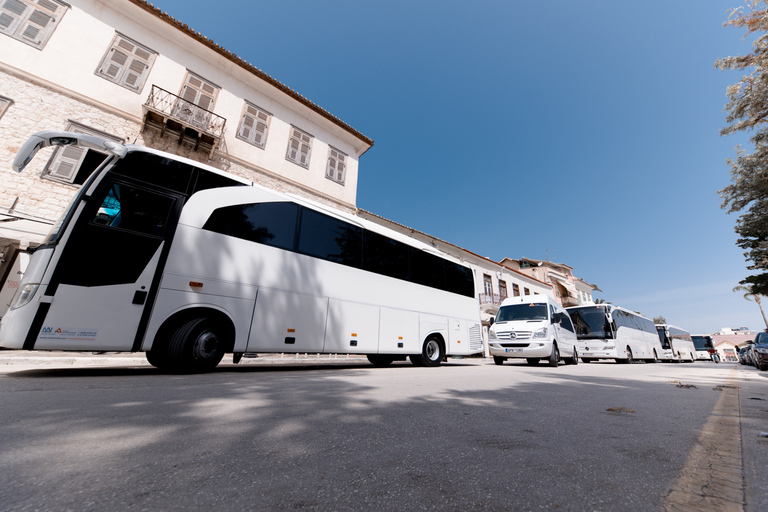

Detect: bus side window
[92, 182, 174, 237]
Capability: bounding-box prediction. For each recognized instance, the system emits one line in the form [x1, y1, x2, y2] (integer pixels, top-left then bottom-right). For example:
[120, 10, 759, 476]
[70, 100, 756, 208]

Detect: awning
[0, 213, 54, 246]
[550, 274, 579, 297]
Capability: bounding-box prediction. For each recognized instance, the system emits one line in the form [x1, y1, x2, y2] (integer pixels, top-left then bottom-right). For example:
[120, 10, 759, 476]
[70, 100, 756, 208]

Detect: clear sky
[150, 0, 764, 334]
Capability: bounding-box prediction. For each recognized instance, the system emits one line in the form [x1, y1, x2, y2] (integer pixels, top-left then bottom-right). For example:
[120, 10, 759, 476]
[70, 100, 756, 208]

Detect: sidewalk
[0, 349, 371, 367]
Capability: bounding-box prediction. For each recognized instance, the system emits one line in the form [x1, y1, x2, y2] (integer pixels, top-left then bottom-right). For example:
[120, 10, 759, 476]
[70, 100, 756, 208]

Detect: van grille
[496, 331, 532, 340]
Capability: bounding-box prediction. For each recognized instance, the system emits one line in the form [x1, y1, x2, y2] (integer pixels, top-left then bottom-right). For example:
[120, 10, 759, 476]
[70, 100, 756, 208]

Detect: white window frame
[325, 146, 347, 185]
[0, 0, 67, 50]
[286, 126, 313, 169]
[172, 71, 220, 130]
[96, 33, 157, 93]
[0, 95, 12, 119]
[43, 122, 123, 185]
[236, 102, 271, 149]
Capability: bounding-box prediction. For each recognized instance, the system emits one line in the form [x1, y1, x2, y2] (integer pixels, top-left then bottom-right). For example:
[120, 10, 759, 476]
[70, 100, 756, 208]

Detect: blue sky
[151, 0, 764, 334]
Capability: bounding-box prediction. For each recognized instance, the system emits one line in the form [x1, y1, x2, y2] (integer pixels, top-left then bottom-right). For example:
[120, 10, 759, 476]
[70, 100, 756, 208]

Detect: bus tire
[581, 358, 593, 363]
[626, 347, 634, 364]
[649, 350, 659, 363]
[367, 354, 395, 367]
[410, 336, 444, 367]
[548, 344, 559, 367]
[168, 317, 227, 373]
[146, 346, 171, 370]
[493, 356, 505, 365]
[526, 358, 540, 365]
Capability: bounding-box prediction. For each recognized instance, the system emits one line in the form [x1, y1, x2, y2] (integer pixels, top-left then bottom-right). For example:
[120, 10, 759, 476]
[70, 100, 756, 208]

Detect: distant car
[738, 346, 750, 365]
[750, 333, 768, 371]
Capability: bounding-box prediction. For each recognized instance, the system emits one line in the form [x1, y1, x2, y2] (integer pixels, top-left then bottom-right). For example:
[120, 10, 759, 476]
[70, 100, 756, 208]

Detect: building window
[499, 280, 507, 300]
[326, 146, 347, 185]
[96, 33, 156, 93]
[0, 95, 12, 119]
[172, 72, 220, 130]
[237, 102, 271, 148]
[286, 126, 313, 168]
[483, 274, 493, 296]
[524, 287, 530, 295]
[0, 0, 67, 49]
[43, 122, 124, 185]
[512, 283, 520, 297]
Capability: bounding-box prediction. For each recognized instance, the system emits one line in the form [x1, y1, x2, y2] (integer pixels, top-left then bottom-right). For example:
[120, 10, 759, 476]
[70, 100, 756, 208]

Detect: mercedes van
[489, 295, 578, 367]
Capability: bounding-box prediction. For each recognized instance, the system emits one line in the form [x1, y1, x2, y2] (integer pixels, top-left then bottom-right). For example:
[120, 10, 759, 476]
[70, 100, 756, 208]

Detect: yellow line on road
[663, 366, 744, 511]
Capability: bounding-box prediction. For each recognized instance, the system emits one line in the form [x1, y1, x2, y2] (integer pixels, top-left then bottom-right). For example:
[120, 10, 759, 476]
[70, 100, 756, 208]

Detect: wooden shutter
[238, 104, 270, 147]
[0, 0, 28, 34]
[326, 148, 346, 183]
[98, 36, 154, 91]
[48, 145, 86, 181]
[287, 127, 312, 167]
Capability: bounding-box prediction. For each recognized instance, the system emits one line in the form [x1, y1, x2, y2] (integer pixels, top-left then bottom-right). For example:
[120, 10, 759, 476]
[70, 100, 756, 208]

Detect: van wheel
[410, 336, 444, 367]
[566, 346, 579, 365]
[493, 356, 505, 365]
[526, 358, 540, 365]
[582, 358, 593, 363]
[548, 344, 560, 367]
[367, 354, 395, 367]
[167, 318, 227, 373]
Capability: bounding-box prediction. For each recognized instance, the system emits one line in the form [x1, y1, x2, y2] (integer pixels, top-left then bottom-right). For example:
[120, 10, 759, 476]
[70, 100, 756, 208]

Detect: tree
[733, 284, 768, 329]
[594, 298, 609, 304]
[653, 315, 667, 325]
[717, 1, 768, 294]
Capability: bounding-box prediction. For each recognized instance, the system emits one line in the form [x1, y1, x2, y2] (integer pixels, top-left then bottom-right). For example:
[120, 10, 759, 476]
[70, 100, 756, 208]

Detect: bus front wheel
[410, 336, 444, 367]
[367, 354, 395, 367]
[168, 318, 227, 373]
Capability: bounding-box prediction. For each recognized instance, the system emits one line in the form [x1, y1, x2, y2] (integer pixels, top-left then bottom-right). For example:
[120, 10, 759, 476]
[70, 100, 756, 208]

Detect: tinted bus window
[203, 202, 299, 251]
[297, 208, 362, 268]
[363, 230, 409, 280]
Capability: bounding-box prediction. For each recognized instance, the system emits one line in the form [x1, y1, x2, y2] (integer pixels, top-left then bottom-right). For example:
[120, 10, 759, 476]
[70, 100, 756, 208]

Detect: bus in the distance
[691, 334, 716, 361]
[655, 324, 696, 362]
[0, 131, 483, 372]
[566, 304, 663, 363]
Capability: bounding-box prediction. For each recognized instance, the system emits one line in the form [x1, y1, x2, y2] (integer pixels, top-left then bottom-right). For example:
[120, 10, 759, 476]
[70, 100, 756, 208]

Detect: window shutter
[99, 46, 129, 80]
[239, 113, 253, 139]
[0, 0, 27, 33]
[49, 145, 86, 181]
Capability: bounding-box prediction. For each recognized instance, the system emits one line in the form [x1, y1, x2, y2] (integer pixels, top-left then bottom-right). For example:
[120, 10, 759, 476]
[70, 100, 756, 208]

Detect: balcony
[479, 293, 506, 307]
[142, 85, 226, 157]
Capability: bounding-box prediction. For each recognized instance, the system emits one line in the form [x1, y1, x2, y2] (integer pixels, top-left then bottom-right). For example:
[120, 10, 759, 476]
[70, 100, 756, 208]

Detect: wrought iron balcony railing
[143, 85, 226, 139]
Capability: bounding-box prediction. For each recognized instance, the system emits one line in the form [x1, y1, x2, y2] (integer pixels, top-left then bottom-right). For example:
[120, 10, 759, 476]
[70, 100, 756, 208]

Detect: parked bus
[566, 304, 663, 363]
[691, 335, 716, 361]
[655, 324, 696, 362]
[0, 131, 483, 372]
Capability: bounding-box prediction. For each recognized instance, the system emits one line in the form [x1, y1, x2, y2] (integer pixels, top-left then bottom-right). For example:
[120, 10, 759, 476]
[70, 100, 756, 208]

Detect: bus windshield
[568, 306, 613, 339]
[691, 336, 713, 351]
[496, 303, 548, 322]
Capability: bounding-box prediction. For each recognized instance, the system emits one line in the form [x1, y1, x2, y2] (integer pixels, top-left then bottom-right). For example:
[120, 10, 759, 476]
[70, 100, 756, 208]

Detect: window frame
[95, 32, 157, 93]
[326, 146, 347, 185]
[236, 101, 271, 149]
[0, 95, 12, 119]
[0, 0, 67, 50]
[285, 126, 313, 169]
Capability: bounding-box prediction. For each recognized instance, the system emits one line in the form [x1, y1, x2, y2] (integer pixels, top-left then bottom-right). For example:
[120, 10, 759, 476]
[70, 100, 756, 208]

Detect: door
[35, 177, 182, 351]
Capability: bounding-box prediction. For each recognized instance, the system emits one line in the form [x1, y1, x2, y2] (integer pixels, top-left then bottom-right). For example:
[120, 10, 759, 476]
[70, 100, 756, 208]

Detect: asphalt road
[0, 356, 765, 511]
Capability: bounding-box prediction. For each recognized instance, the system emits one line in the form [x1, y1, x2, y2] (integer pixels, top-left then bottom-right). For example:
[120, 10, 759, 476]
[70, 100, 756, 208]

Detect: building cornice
[130, 0, 373, 151]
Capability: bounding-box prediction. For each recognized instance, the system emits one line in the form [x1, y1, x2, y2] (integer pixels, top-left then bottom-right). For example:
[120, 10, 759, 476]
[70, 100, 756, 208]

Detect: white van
[489, 295, 579, 367]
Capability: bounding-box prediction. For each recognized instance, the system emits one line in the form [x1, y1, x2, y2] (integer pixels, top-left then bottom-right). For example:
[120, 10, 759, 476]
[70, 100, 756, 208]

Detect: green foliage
[718, 1, 768, 295]
[653, 315, 667, 324]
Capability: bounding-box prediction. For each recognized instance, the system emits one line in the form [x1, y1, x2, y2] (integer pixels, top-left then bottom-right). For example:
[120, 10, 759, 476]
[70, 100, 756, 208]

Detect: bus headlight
[11, 283, 39, 310]
[532, 327, 548, 339]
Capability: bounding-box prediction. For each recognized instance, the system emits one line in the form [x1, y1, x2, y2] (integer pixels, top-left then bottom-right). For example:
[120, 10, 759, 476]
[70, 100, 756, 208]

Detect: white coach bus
[655, 324, 696, 362]
[0, 131, 483, 372]
[566, 304, 664, 363]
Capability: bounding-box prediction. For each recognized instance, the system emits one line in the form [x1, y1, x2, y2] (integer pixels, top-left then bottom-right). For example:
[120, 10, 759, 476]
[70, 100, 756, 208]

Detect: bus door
[33, 176, 183, 351]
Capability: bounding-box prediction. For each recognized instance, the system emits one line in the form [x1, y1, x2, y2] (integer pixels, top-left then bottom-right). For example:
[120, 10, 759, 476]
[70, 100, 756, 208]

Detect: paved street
[0, 354, 765, 511]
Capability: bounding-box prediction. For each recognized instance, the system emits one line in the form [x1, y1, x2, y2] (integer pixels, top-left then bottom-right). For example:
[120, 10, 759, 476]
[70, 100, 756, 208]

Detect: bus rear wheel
[167, 318, 227, 373]
[410, 336, 444, 367]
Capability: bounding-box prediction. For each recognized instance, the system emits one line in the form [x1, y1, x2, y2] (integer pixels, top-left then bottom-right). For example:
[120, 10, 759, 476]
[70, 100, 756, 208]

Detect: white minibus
[0, 131, 483, 372]
[655, 324, 696, 362]
[566, 304, 663, 363]
[489, 295, 579, 367]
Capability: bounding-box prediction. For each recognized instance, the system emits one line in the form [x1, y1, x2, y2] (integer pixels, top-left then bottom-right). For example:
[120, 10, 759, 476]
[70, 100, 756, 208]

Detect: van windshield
[496, 303, 548, 322]
[568, 306, 613, 340]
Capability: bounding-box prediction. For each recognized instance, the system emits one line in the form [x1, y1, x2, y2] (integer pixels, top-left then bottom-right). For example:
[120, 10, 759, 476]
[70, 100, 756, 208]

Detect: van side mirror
[489, 317, 495, 326]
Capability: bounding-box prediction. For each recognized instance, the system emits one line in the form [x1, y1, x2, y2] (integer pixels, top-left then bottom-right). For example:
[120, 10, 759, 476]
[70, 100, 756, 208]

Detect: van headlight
[489, 330, 498, 341]
[11, 283, 39, 310]
[532, 327, 548, 339]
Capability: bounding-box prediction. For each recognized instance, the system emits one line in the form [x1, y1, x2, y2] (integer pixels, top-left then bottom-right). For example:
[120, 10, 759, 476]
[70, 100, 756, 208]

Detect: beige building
[0, 0, 372, 280]
[500, 257, 600, 307]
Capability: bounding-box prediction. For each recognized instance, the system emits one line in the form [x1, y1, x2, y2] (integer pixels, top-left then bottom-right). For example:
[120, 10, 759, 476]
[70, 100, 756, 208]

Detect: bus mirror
[12, 131, 127, 173]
